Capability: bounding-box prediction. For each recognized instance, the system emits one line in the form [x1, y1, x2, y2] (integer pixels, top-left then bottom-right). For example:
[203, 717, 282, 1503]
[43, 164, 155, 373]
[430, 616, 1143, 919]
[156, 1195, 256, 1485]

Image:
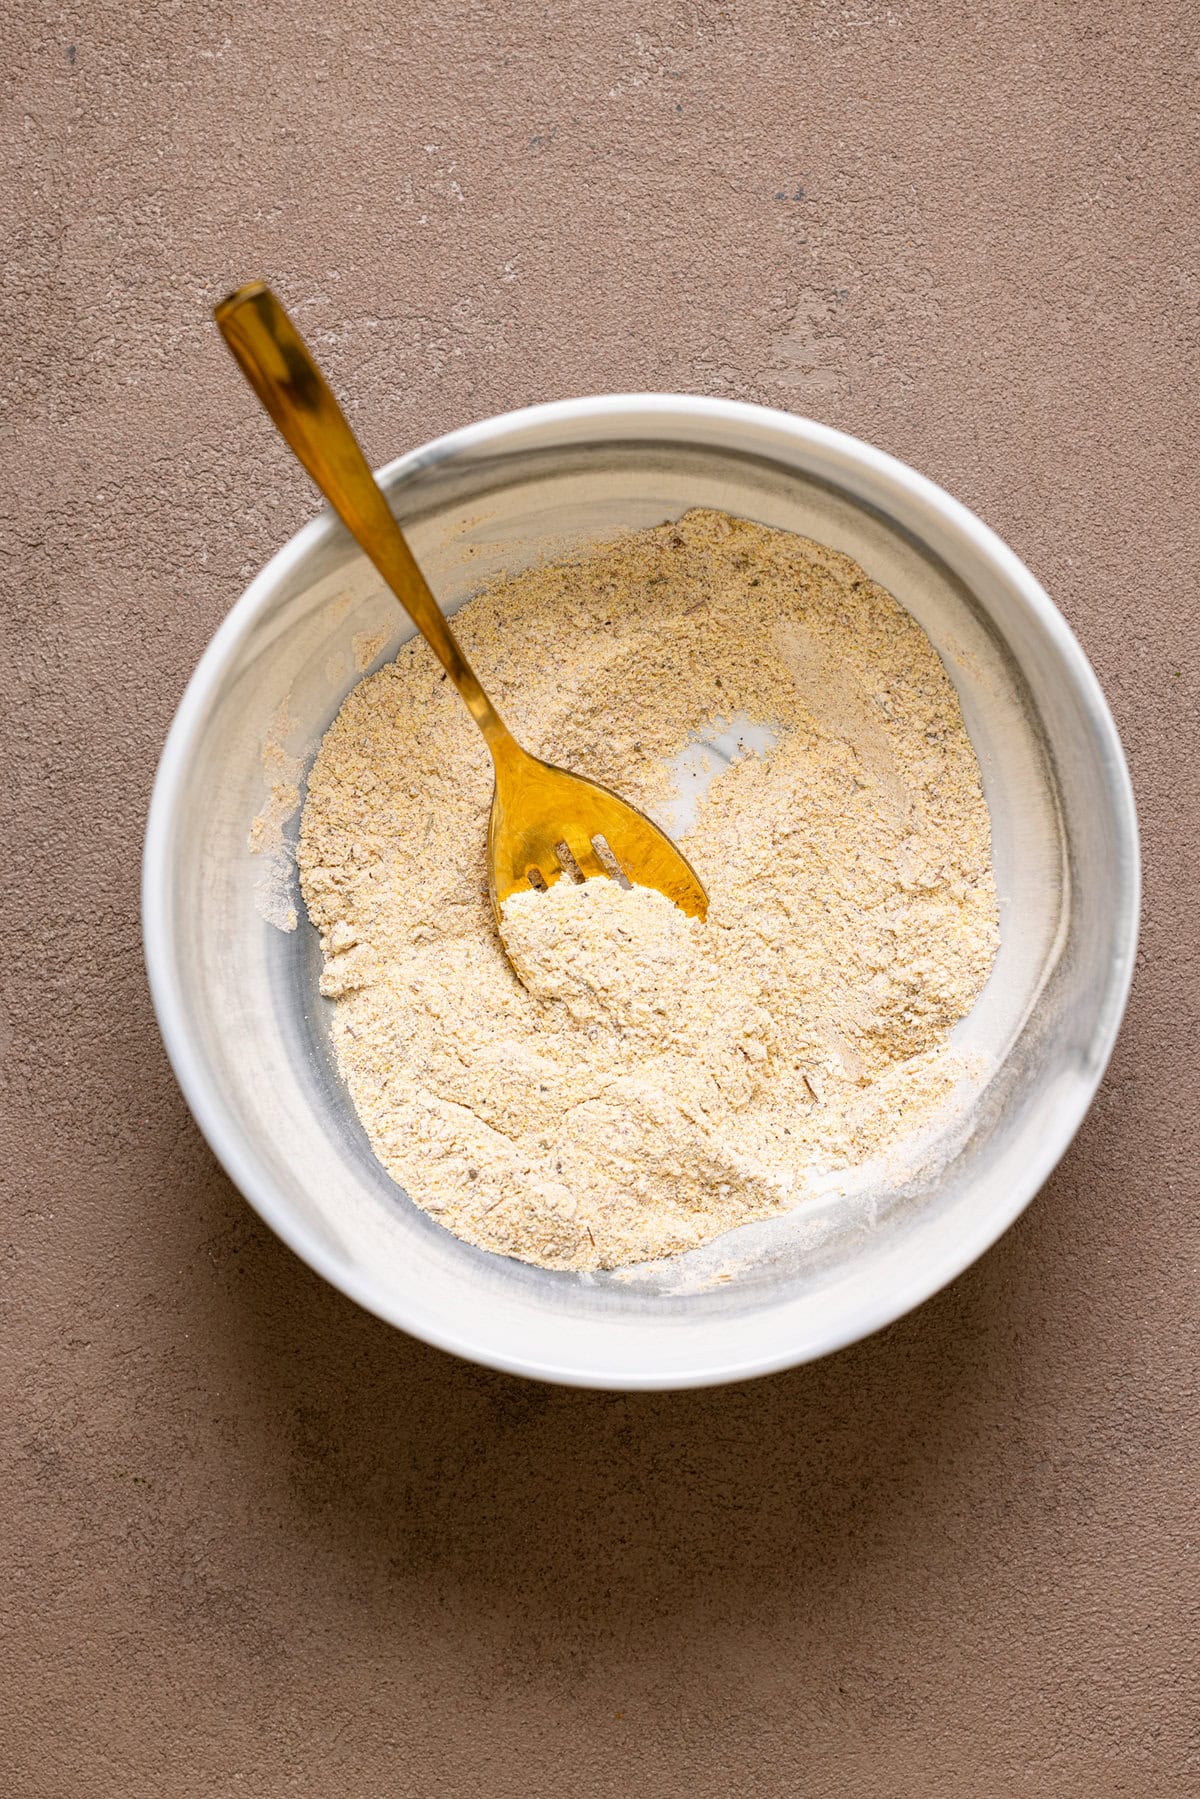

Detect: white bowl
[143, 397, 1139, 1388]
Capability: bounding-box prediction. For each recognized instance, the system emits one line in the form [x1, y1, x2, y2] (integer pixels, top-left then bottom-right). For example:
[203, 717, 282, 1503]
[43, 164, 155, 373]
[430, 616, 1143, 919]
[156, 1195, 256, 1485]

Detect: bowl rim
[142, 394, 1140, 1389]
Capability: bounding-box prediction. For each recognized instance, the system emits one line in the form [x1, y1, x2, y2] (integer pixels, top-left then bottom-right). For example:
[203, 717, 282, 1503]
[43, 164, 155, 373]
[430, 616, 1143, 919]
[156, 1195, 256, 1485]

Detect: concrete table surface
[4, 3, 1197, 1794]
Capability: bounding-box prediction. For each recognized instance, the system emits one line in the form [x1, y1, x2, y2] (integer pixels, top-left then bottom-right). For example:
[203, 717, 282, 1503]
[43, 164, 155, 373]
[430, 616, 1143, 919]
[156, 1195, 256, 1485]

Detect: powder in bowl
[297, 508, 999, 1270]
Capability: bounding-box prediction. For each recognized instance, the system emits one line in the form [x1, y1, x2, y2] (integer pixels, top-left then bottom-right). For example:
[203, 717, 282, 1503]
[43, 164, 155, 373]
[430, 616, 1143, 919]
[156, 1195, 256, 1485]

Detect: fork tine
[565, 838, 610, 882]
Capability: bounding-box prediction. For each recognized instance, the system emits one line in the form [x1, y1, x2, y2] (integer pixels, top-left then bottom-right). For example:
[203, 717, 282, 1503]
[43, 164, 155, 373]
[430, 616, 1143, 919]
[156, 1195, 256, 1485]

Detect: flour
[298, 508, 999, 1271]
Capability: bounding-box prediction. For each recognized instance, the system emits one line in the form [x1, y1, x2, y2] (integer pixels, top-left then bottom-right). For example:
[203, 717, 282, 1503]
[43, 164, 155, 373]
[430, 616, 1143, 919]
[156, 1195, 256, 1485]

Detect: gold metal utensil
[214, 282, 708, 933]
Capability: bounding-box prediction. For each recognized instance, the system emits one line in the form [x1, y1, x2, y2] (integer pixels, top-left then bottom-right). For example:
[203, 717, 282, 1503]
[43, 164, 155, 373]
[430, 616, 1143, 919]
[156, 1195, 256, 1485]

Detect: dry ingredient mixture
[298, 509, 998, 1271]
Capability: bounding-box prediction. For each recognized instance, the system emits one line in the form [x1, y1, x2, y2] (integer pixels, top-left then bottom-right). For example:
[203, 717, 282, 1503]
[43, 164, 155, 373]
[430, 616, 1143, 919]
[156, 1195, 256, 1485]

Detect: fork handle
[214, 281, 517, 758]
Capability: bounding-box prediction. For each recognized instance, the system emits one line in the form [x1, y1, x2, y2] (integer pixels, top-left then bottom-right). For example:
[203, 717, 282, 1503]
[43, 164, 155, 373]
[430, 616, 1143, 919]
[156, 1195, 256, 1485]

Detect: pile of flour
[298, 509, 998, 1270]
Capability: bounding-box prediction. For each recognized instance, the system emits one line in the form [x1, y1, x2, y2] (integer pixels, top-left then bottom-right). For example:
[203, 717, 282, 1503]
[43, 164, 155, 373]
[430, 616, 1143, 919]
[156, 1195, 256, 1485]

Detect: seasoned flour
[298, 509, 998, 1271]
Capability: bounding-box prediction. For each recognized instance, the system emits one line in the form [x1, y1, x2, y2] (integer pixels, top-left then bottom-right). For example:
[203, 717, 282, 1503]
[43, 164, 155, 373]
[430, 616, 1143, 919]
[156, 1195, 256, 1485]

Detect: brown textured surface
[3, 3, 1197, 1793]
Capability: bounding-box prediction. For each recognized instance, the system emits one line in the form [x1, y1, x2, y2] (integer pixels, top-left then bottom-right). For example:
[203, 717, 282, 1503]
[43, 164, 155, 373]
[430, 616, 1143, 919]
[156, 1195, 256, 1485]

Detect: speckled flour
[298, 509, 999, 1271]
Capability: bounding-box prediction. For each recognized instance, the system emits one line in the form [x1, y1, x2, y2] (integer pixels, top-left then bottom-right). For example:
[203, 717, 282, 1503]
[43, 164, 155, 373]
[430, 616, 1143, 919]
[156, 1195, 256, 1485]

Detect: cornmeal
[298, 509, 998, 1270]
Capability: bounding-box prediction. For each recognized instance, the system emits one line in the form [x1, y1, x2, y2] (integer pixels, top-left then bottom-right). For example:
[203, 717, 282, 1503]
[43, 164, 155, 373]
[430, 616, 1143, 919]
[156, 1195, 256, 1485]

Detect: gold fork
[214, 282, 708, 936]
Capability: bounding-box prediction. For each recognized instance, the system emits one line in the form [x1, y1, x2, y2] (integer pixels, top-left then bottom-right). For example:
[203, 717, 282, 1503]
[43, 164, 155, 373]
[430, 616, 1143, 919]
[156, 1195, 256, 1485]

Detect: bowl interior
[146, 402, 1136, 1386]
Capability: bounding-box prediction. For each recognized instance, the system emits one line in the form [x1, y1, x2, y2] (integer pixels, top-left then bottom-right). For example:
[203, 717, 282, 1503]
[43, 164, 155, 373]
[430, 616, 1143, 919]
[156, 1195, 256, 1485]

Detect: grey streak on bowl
[142, 398, 1139, 1387]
